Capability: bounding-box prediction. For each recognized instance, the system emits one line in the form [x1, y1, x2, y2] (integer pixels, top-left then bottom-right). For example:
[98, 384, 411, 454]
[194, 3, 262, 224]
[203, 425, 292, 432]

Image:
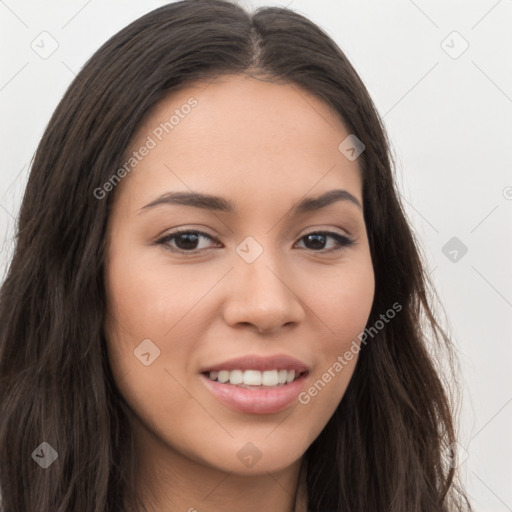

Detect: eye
[155, 229, 220, 253]
[295, 231, 354, 253]
[154, 229, 354, 254]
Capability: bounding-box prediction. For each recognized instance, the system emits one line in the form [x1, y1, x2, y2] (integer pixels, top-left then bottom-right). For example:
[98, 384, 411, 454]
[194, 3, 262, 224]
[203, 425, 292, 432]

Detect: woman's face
[104, 73, 374, 477]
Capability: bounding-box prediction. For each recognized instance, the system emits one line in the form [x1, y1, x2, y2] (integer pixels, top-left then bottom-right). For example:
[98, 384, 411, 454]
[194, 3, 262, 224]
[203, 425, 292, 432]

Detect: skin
[104, 73, 375, 512]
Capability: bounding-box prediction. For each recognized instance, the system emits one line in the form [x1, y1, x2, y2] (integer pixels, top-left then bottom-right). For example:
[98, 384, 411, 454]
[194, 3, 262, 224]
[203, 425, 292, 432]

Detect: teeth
[261, 370, 277, 386]
[229, 370, 243, 385]
[207, 369, 300, 387]
[244, 370, 262, 386]
[218, 370, 230, 383]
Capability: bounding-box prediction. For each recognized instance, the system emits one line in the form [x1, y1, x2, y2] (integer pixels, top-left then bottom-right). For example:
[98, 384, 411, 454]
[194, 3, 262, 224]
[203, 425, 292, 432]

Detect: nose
[222, 250, 305, 335]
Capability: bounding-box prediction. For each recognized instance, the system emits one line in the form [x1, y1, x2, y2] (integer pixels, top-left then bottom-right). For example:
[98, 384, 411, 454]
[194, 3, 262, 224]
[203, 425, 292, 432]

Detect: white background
[1, 1, 511, 510]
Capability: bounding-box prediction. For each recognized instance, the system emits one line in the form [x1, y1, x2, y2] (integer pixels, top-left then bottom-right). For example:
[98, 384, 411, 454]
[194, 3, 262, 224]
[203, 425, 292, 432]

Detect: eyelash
[154, 228, 355, 255]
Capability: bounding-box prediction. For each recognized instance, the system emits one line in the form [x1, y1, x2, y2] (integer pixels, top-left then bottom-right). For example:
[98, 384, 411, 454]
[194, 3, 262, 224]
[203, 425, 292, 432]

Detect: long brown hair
[0, 1, 472, 510]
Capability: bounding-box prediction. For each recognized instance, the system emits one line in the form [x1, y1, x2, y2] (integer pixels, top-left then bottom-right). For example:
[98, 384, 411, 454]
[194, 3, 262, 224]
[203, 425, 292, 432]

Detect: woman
[0, 1, 472, 511]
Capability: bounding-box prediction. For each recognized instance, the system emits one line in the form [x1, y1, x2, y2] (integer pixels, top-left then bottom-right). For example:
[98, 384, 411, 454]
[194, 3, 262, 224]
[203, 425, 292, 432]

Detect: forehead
[116, 73, 362, 212]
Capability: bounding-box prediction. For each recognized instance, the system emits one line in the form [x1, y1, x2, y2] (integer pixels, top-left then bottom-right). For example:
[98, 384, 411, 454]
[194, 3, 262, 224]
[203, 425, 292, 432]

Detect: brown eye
[156, 229, 219, 253]
[296, 231, 354, 252]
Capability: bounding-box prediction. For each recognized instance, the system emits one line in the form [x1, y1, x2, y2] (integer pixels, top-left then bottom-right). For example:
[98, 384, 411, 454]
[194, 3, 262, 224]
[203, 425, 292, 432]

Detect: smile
[199, 354, 310, 414]
[205, 369, 303, 388]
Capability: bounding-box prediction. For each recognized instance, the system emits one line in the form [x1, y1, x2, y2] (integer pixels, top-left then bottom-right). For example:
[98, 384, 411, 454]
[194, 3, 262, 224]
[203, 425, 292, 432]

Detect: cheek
[104, 239, 222, 341]
[103, 239, 228, 403]
[299, 252, 374, 405]
[305, 251, 375, 344]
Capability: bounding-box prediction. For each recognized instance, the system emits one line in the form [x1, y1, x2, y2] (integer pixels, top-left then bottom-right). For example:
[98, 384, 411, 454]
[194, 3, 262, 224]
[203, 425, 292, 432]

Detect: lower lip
[199, 373, 308, 414]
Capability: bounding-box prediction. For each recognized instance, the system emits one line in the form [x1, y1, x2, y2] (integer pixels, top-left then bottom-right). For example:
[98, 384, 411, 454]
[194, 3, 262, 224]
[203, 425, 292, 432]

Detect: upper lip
[200, 354, 309, 373]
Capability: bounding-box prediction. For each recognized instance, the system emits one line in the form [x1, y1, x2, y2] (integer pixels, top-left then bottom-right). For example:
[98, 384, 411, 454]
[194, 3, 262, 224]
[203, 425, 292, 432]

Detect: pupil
[306, 234, 325, 250]
[177, 233, 199, 250]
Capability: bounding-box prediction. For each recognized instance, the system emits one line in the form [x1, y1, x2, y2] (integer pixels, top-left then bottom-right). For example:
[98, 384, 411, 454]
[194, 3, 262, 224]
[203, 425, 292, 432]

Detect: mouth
[199, 354, 310, 414]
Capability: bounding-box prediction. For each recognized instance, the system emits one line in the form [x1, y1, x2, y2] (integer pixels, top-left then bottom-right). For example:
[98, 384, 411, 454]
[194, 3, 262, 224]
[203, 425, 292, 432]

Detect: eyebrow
[139, 188, 362, 215]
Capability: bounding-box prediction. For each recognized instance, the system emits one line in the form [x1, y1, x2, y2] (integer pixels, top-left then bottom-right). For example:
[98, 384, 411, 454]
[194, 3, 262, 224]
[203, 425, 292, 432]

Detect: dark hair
[0, 1, 472, 510]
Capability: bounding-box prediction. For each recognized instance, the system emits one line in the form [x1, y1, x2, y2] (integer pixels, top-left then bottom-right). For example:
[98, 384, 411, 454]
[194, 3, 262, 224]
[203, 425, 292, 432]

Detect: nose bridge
[240, 249, 287, 298]
[224, 236, 304, 332]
